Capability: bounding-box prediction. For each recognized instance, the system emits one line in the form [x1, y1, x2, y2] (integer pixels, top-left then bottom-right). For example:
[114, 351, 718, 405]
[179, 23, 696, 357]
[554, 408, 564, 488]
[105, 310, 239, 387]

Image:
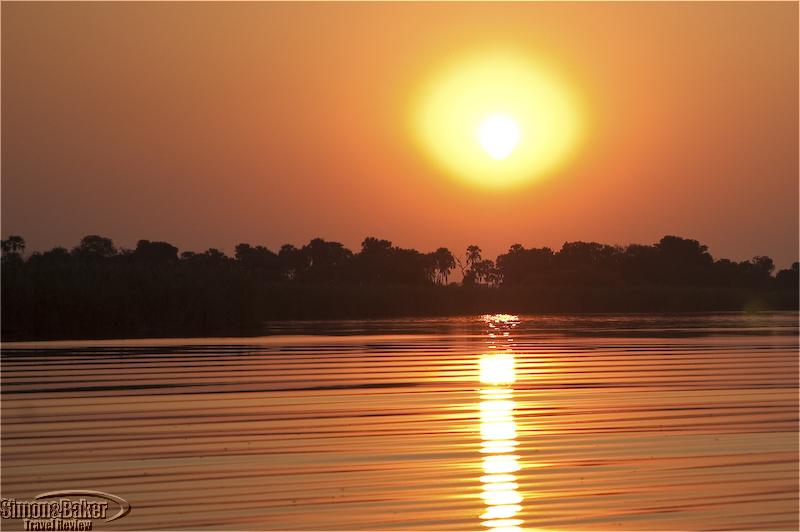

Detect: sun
[413, 50, 585, 190]
[478, 114, 520, 160]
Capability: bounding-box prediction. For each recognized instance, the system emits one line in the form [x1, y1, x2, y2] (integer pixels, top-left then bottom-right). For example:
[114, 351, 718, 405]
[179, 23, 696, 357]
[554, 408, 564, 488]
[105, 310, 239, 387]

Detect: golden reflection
[480, 354, 515, 386]
[479, 314, 524, 532]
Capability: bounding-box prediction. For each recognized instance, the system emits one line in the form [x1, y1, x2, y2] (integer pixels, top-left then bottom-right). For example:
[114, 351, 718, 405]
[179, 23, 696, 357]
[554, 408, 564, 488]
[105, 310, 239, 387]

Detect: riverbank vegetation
[2, 234, 797, 340]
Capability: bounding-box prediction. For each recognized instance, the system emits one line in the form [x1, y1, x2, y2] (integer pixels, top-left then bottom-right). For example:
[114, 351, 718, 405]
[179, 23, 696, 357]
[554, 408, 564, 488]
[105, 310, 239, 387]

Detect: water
[2, 313, 798, 530]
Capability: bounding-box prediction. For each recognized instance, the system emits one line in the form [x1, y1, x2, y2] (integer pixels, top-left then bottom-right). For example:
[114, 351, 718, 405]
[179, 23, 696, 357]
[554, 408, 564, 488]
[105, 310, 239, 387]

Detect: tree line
[2, 234, 797, 340]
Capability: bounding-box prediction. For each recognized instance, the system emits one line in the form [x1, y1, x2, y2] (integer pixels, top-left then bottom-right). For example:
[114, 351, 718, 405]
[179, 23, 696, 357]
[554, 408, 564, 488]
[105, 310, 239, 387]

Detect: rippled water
[2, 313, 798, 531]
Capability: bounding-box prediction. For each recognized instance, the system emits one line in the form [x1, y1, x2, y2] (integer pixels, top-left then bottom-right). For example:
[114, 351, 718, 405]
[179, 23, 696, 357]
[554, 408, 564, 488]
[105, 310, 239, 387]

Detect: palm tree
[466, 245, 482, 269]
[433, 247, 455, 284]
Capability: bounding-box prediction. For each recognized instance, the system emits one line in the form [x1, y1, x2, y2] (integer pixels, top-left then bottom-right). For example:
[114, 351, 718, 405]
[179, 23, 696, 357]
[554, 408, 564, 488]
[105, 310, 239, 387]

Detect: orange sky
[2, 2, 798, 267]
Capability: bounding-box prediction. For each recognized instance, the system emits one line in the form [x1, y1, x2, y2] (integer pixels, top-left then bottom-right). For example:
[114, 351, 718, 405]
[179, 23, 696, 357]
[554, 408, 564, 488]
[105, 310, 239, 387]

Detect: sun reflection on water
[479, 314, 524, 532]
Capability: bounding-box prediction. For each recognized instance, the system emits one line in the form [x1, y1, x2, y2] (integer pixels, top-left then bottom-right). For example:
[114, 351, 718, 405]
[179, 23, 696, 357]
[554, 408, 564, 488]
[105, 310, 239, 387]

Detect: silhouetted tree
[2, 233, 797, 341]
[353, 237, 431, 284]
[458, 244, 484, 285]
[431, 247, 456, 284]
[737, 255, 776, 289]
[776, 262, 799, 291]
[620, 243, 661, 285]
[278, 244, 302, 280]
[466, 245, 482, 269]
[73, 235, 117, 259]
[134, 240, 179, 264]
[234, 243, 280, 277]
[496, 244, 555, 286]
[712, 258, 741, 287]
[356, 237, 395, 284]
[654, 235, 713, 284]
[1, 235, 25, 255]
[473, 259, 497, 286]
[297, 238, 352, 282]
[28, 246, 71, 267]
[1, 236, 26, 267]
[555, 241, 622, 286]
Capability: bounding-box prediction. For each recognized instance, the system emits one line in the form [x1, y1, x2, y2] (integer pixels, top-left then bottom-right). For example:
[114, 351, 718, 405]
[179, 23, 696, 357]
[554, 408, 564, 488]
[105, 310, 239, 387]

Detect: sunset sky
[2, 2, 798, 267]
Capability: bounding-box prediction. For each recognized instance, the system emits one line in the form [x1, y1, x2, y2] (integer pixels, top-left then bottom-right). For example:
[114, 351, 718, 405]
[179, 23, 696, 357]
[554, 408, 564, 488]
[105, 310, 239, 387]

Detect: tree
[73, 235, 117, 259]
[432, 247, 455, 284]
[299, 238, 353, 282]
[495, 244, 554, 286]
[204, 248, 228, 261]
[180, 248, 230, 266]
[621, 243, 660, 285]
[750, 255, 775, 276]
[278, 244, 302, 280]
[1, 235, 26, 255]
[458, 245, 483, 285]
[361, 237, 393, 255]
[556, 241, 621, 286]
[352, 237, 434, 284]
[235, 243, 277, 266]
[466, 245, 482, 269]
[2, 232, 797, 342]
[473, 259, 496, 285]
[654, 235, 713, 284]
[737, 255, 776, 288]
[134, 240, 179, 263]
[776, 262, 799, 291]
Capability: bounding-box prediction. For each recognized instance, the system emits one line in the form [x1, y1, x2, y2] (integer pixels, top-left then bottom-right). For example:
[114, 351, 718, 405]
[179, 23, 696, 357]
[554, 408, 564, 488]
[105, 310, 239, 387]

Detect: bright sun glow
[413, 50, 585, 189]
[479, 114, 520, 160]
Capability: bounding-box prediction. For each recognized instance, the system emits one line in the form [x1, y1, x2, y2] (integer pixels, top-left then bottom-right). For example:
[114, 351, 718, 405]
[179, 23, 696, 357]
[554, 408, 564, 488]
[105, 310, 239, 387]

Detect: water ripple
[2, 313, 797, 530]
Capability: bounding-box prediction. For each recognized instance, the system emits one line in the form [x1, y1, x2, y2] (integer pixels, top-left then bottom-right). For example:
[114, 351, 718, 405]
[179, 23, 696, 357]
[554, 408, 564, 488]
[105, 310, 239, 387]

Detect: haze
[2, 2, 797, 267]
